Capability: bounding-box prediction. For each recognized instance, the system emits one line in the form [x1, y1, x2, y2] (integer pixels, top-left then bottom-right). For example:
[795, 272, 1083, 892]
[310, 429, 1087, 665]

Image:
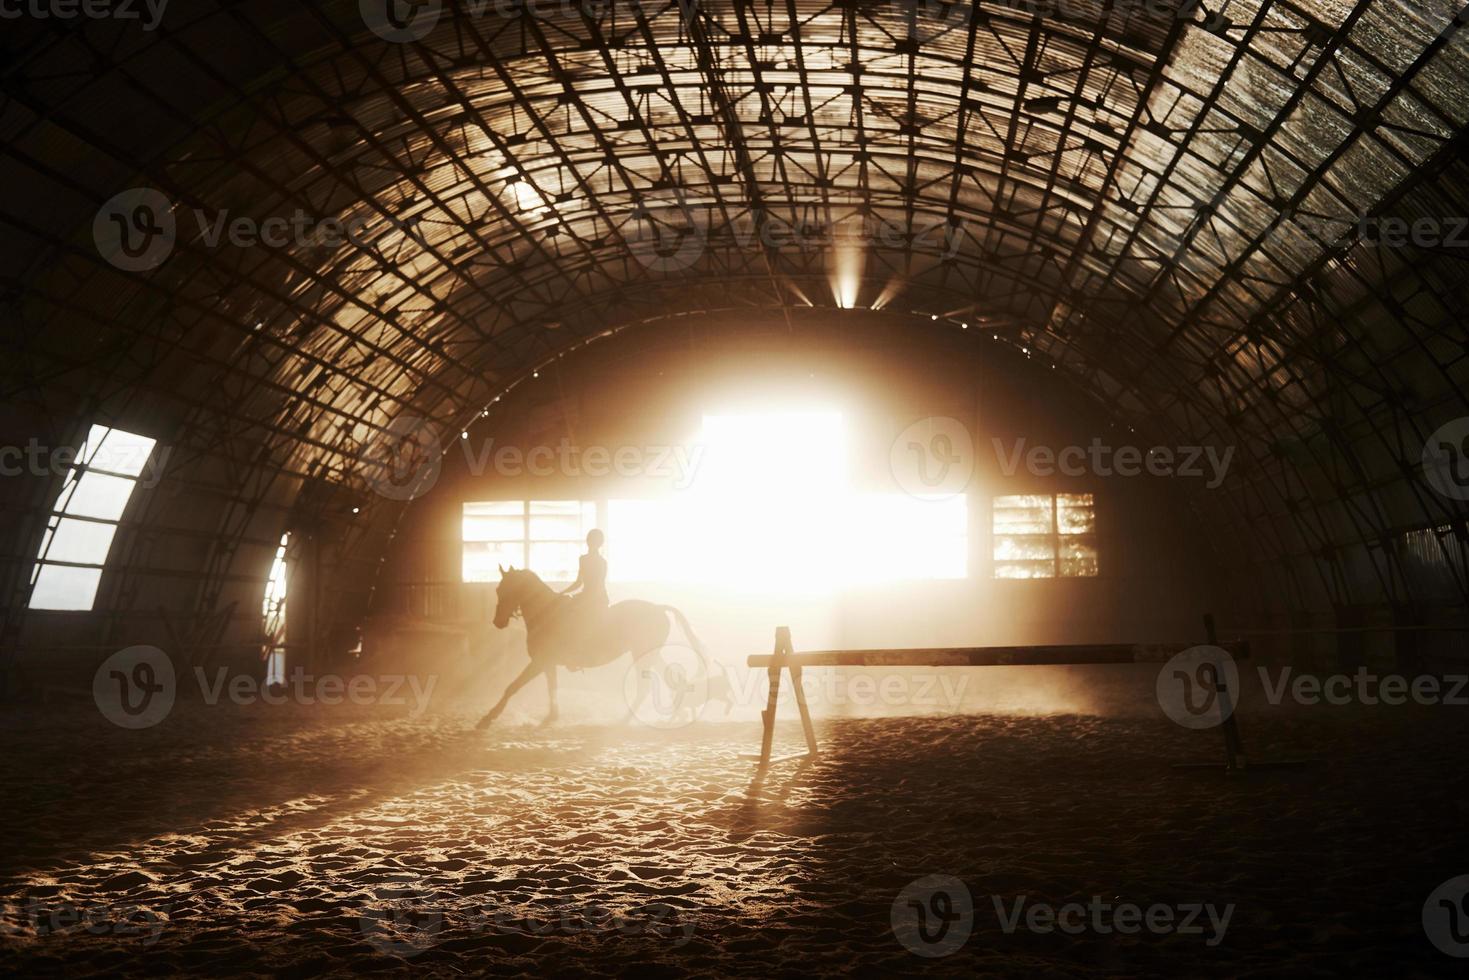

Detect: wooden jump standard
[745, 616, 1252, 770]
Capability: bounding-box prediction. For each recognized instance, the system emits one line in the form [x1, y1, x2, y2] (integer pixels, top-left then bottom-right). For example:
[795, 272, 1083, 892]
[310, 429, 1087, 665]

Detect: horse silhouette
[476, 565, 721, 728]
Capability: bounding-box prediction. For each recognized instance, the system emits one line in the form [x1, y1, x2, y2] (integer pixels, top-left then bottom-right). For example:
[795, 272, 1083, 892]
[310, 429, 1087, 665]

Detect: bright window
[606, 411, 966, 591]
[29, 425, 157, 610]
[993, 492, 1098, 578]
[262, 533, 289, 686]
[462, 500, 597, 583]
[606, 492, 967, 588]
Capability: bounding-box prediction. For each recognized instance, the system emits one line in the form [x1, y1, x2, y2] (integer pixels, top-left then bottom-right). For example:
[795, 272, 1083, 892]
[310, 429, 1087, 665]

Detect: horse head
[492, 564, 521, 629]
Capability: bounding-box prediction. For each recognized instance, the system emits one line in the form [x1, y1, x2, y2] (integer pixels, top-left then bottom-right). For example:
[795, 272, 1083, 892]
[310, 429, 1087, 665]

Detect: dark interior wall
[373, 317, 1233, 661]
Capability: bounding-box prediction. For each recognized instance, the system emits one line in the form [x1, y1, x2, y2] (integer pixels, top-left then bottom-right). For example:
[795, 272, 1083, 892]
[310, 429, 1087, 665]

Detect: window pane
[462, 541, 525, 582]
[993, 534, 1056, 562]
[995, 561, 1055, 579]
[1057, 493, 1096, 535]
[464, 501, 524, 518]
[529, 541, 582, 582]
[607, 498, 695, 583]
[529, 513, 588, 540]
[528, 500, 595, 541]
[263, 533, 288, 639]
[463, 501, 525, 543]
[75, 424, 112, 468]
[61, 471, 137, 521]
[529, 500, 583, 516]
[90, 428, 157, 478]
[42, 518, 119, 565]
[30, 564, 104, 610]
[848, 493, 967, 581]
[993, 495, 1055, 534]
[1060, 536, 1099, 577]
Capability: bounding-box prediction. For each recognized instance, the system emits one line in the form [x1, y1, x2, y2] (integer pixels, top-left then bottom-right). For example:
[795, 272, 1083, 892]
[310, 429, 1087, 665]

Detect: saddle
[553, 596, 610, 670]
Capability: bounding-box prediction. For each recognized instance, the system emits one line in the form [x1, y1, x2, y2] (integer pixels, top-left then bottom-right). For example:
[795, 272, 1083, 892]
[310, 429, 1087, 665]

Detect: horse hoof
[475, 713, 496, 730]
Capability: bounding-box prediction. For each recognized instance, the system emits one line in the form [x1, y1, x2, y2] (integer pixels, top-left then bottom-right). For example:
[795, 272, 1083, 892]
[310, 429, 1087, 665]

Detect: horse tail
[658, 605, 733, 714]
[659, 605, 707, 658]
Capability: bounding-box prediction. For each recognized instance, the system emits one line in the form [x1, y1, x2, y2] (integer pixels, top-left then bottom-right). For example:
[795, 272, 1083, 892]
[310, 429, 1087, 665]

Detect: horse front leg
[476, 661, 545, 729]
[541, 666, 559, 726]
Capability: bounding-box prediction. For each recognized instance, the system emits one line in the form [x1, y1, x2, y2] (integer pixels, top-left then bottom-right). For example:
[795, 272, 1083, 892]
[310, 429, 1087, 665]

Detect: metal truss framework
[0, 0, 1467, 647]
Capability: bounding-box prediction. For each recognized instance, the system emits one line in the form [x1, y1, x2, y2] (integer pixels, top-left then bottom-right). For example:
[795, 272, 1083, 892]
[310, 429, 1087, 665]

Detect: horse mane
[507, 568, 558, 613]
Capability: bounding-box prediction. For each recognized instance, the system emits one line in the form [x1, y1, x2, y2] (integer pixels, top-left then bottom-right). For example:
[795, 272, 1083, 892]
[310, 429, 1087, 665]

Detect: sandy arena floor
[0, 699, 1466, 977]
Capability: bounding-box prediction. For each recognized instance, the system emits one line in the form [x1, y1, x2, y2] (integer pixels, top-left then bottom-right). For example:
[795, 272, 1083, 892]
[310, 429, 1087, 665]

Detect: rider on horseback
[560, 529, 608, 612]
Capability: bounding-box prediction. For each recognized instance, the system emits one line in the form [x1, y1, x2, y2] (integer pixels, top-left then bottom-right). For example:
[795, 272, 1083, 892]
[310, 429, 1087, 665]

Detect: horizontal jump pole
[748, 641, 1249, 669]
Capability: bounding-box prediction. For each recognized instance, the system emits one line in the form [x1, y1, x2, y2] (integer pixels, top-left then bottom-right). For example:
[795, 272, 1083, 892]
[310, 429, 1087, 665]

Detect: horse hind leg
[476, 661, 544, 729]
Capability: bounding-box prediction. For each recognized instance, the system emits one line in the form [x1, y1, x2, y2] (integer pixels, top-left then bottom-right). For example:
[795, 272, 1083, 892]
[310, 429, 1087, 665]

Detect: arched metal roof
[2, 0, 1467, 643]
